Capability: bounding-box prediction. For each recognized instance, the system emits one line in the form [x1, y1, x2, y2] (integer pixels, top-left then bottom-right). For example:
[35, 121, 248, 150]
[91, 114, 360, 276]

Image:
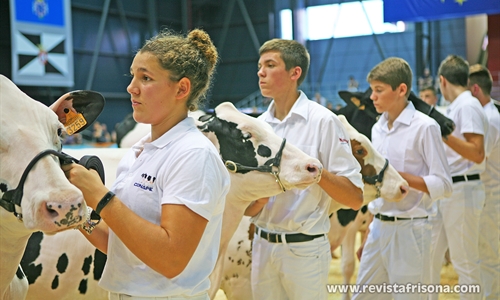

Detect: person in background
[245, 38, 363, 300]
[429, 55, 488, 300]
[419, 85, 439, 107]
[62, 131, 83, 145]
[418, 66, 434, 92]
[314, 91, 327, 106]
[468, 64, 500, 300]
[352, 57, 452, 300]
[92, 121, 111, 143]
[62, 28, 230, 300]
[348, 75, 359, 92]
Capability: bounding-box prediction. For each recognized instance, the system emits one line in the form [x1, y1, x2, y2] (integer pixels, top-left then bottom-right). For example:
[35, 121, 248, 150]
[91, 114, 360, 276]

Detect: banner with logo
[10, 0, 74, 86]
[384, 0, 500, 23]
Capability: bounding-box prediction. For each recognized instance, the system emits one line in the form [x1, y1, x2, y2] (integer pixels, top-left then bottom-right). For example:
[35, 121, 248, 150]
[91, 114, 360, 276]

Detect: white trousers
[352, 217, 431, 300]
[250, 232, 331, 300]
[108, 292, 209, 300]
[479, 190, 500, 300]
[429, 181, 485, 300]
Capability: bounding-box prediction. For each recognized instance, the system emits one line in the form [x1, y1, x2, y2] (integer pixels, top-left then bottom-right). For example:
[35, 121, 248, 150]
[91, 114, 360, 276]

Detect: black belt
[256, 227, 324, 243]
[375, 213, 428, 222]
[452, 174, 480, 183]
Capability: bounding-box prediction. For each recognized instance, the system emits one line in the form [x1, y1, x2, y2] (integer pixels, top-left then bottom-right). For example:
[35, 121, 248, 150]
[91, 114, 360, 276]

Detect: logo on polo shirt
[339, 137, 349, 144]
[133, 173, 156, 192]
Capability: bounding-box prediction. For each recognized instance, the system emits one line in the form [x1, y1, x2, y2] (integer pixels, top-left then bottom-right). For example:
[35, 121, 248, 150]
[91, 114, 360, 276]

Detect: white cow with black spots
[0, 75, 88, 300]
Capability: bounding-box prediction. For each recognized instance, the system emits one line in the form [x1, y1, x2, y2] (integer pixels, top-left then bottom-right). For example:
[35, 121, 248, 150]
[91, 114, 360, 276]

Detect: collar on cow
[224, 138, 287, 192]
[0, 149, 78, 221]
[363, 158, 388, 185]
[363, 158, 389, 198]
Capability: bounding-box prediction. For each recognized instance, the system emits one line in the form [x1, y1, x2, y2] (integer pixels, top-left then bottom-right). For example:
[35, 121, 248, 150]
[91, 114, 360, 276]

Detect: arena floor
[214, 232, 460, 299]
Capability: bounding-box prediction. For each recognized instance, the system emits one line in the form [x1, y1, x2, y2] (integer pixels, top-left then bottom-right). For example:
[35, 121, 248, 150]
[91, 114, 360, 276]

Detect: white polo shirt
[368, 101, 452, 217]
[99, 117, 230, 297]
[444, 90, 488, 176]
[482, 100, 500, 194]
[252, 91, 363, 235]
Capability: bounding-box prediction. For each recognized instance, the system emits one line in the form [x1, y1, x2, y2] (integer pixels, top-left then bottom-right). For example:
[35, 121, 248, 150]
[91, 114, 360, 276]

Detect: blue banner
[10, 0, 74, 87]
[15, 0, 65, 26]
[384, 0, 500, 23]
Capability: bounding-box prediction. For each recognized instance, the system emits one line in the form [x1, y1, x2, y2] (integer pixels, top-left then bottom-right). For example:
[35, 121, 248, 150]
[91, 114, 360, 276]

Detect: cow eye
[356, 148, 364, 155]
[242, 133, 252, 139]
[57, 128, 63, 137]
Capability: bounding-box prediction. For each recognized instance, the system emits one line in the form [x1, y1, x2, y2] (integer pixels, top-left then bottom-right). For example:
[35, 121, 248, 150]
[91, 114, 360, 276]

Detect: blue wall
[1, 0, 468, 132]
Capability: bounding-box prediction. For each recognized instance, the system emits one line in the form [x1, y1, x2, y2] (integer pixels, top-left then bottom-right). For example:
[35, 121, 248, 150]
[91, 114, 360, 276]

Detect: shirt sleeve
[320, 115, 364, 190]
[457, 102, 486, 136]
[160, 147, 228, 220]
[421, 121, 453, 201]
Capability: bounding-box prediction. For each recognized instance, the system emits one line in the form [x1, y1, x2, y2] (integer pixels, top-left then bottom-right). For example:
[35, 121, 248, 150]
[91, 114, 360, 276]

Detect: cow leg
[340, 222, 357, 300]
[328, 213, 349, 258]
[339, 208, 372, 300]
[3, 267, 28, 300]
[217, 216, 253, 300]
[209, 253, 226, 300]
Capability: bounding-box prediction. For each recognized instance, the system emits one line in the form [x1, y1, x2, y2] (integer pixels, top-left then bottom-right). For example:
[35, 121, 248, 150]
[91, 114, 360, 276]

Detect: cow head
[197, 102, 323, 198]
[0, 75, 87, 234]
[407, 91, 455, 136]
[339, 87, 455, 137]
[337, 115, 409, 204]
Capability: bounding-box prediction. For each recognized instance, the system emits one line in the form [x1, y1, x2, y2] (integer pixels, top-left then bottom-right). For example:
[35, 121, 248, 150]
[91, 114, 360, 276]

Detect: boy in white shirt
[468, 64, 500, 300]
[245, 38, 364, 300]
[352, 57, 452, 300]
[429, 55, 489, 300]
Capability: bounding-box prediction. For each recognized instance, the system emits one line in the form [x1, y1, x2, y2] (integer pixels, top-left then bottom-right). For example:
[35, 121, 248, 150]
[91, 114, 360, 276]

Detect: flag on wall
[10, 0, 74, 87]
[384, 0, 500, 23]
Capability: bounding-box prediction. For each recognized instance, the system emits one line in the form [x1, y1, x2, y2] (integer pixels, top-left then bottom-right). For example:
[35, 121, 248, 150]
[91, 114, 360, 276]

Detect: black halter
[362, 158, 389, 198]
[224, 138, 287, 192]
[0, 150, 86, 222]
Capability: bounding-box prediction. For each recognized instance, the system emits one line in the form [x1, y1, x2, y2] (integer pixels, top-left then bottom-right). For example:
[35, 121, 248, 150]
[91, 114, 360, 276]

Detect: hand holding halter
[0, 150, 105, 227]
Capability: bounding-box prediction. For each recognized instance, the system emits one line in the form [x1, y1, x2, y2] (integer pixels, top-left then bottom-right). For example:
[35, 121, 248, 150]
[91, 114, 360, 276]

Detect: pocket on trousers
[288, 238, 328, 258]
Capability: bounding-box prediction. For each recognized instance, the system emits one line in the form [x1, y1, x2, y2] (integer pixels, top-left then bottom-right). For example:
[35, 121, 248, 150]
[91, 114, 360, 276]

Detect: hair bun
[188, 29, 218, 71]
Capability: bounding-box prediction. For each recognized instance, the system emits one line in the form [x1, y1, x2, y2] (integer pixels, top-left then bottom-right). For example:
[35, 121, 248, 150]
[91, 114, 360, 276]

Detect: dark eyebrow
[262, 59, 276, 64]
[130, 67, 150, 74]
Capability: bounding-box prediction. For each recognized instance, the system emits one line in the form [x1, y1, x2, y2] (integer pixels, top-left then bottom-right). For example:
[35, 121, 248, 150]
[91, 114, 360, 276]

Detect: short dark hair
[259, 39, 310, 86]
[469, 64, 493, 96]
[438, 55, 469, 87]
[420, 85, 437, 95]
[367, 57, 413, 97]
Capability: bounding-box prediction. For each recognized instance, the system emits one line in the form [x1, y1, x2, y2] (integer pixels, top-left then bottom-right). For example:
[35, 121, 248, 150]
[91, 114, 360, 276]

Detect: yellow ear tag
[64, 108, 87, 135]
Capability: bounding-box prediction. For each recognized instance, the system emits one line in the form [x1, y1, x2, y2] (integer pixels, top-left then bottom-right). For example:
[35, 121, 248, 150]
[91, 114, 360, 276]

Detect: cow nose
[396, 184, 410, 202]
[45, 195, 86, 227]
[306, 163, 322, 180]
[400, 185, 409, 197]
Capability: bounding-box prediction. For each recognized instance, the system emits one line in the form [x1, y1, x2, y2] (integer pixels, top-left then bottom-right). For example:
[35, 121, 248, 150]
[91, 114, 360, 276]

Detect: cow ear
[50, 90, 105, 135]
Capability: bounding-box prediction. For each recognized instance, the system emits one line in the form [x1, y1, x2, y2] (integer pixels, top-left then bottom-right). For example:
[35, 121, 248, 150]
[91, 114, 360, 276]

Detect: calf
[0, 75, 91, 300]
